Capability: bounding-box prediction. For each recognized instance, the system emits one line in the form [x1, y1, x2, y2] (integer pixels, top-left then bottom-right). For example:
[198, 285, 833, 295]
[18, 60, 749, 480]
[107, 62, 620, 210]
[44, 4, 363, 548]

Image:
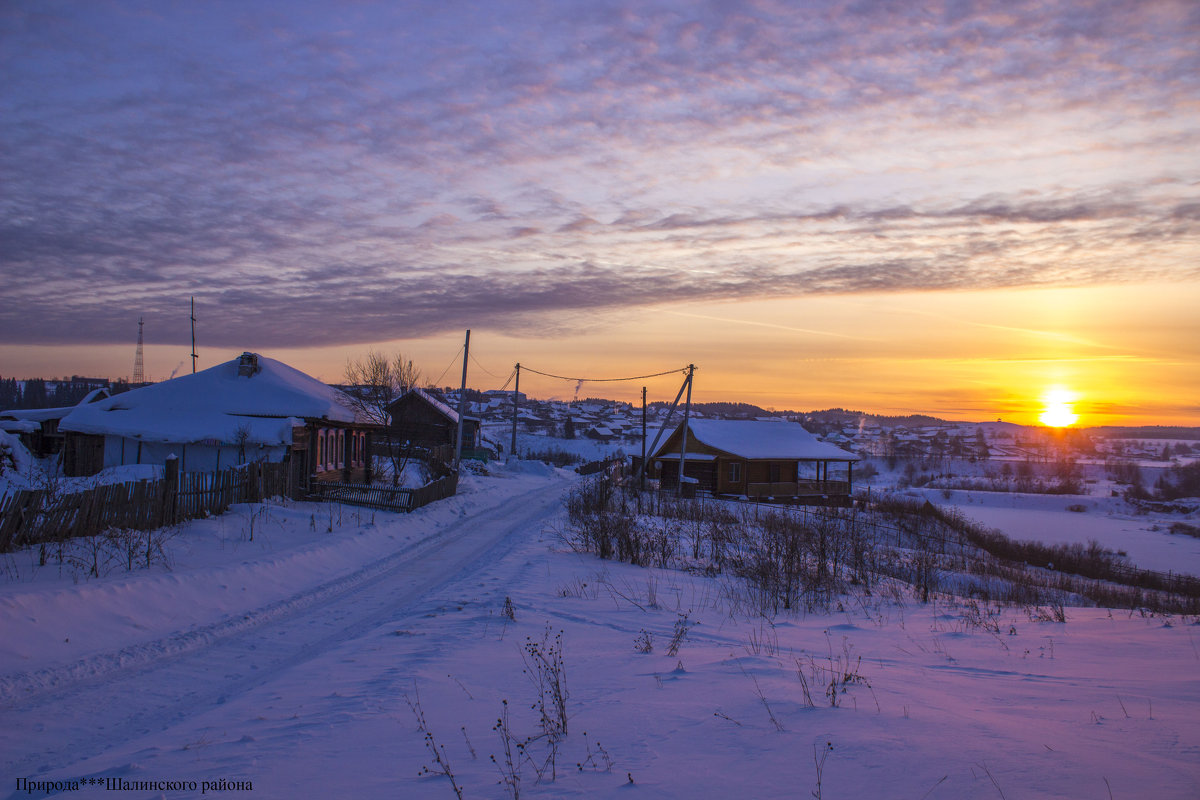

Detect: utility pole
[190, 297, 198, 374]
[633, 369, 692, 487]
[510, 363, 520, 461]
[453, 330, 470, 470]
[676, 364, 694, 498]
[641, 385, 647, 490]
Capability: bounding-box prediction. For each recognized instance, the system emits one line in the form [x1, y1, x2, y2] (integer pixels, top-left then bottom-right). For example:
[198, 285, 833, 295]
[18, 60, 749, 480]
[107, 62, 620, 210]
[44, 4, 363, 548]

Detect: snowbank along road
[0, 476, 568, 781]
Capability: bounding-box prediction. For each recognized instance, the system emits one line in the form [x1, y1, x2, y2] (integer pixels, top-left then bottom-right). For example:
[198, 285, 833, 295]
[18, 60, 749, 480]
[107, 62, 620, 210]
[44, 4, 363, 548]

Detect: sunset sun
[1039, 388, 1080, 428]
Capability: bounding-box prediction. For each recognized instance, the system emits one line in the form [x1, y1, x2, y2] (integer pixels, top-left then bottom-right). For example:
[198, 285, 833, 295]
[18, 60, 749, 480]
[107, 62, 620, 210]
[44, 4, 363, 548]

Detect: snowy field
[2, 465, 1199, 799]
[899, 487, 1200, 577]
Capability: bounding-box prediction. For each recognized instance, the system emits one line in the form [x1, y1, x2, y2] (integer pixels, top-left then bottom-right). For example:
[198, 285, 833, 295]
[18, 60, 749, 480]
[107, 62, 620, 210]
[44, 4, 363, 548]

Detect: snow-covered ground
[483, 423, 632, 464]
[896, 487, 1200, 577]
[2, 465, 1198, 798]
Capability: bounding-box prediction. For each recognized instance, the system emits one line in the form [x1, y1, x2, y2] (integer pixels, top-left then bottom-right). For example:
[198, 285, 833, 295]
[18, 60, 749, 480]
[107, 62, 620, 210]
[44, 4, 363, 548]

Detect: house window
[317, 434, 323, 469]
[337, 431, 345, 468]
[728, 462, 742, 483]
[769, 463, 781, 483]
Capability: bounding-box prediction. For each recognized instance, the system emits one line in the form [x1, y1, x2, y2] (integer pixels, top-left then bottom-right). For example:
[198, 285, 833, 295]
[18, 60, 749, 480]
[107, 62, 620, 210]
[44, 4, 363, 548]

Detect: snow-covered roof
[410, 387, 460, 423]
[672, 419, 859, 461]
[59, 352, 360, 446]
[0, 418, 40, 433]
[0, 407, 68, 423]
[653, 452, 717, 462]
[1, 387, 110, 424]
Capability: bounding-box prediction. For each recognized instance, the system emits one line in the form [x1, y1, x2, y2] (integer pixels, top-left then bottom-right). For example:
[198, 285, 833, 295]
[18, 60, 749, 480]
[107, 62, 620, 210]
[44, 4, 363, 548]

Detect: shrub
[526, 447, 584, 467]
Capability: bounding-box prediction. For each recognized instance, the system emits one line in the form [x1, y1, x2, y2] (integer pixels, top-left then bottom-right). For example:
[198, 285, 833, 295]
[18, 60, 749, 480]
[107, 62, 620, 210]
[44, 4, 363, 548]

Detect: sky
[2, 0, 1198, 426]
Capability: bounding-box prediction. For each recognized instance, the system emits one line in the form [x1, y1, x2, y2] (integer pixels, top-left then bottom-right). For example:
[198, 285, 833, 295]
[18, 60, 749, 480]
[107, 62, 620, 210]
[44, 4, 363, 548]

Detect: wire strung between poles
[468, 350, 504, 379]
[520, 365, 689, 383]
[431, 346, 464, 387]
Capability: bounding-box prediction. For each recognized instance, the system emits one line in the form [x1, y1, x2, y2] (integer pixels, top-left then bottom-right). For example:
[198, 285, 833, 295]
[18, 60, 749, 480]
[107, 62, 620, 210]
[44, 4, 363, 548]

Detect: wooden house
[648, 419, 859, 503]
[585, 425, 617, 443]
[58, 352, 377, 488]
[386, 388, 482, 458]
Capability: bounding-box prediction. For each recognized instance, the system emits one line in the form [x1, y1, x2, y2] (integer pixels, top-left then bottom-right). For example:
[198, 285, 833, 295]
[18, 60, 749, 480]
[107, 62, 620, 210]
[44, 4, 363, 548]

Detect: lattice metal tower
[133, 317, 145, 384]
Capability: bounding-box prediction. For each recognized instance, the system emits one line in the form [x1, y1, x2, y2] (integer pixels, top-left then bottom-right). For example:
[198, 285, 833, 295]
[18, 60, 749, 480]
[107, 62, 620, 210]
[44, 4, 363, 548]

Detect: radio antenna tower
[133, 317, 145, 384]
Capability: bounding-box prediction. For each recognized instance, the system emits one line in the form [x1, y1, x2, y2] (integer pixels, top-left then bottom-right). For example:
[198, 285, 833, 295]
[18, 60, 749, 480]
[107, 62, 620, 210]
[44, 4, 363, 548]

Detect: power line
[431, 346, 463, 387]
[468, 350, 504, 379]
[520, 365, 689, 383]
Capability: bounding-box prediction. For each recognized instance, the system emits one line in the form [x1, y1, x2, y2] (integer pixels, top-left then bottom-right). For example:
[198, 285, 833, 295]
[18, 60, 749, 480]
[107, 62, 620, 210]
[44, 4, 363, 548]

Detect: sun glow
[1039, 388, 1080, 428]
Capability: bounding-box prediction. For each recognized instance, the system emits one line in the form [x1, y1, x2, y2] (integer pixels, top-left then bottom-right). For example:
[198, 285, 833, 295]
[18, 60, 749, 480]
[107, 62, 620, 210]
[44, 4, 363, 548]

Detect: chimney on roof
[237, 352, 260, 377]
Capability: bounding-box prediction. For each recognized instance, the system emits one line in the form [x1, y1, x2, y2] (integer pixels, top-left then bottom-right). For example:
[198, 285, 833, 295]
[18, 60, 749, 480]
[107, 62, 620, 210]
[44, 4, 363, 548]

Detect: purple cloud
[1, 0, 1197, 349]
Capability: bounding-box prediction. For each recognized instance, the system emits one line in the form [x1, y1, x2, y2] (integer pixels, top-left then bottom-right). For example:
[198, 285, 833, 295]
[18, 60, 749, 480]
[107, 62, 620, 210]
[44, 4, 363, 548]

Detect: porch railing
[746, 480, 850, 498]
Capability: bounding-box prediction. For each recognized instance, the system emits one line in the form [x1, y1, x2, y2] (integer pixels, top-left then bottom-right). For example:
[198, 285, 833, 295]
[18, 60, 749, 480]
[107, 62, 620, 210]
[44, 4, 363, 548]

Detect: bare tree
[343, 352, 423, 486]
[233, 422, 252, 465]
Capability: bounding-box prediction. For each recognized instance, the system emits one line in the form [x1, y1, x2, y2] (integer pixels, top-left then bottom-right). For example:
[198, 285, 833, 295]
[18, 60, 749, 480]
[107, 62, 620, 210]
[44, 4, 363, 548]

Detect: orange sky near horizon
[4, 3, 1198, 427]
[5, 282, 1197, 428]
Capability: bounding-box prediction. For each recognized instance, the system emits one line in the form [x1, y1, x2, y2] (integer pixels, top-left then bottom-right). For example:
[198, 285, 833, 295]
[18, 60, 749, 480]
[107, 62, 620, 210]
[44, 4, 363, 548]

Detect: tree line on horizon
[0, 376, 139, 412]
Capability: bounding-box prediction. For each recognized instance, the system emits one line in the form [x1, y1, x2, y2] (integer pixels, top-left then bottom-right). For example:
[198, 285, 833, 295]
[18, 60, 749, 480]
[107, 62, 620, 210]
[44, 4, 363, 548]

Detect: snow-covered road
[4, 470, 1198, 799]
[0, 476, 567, 781]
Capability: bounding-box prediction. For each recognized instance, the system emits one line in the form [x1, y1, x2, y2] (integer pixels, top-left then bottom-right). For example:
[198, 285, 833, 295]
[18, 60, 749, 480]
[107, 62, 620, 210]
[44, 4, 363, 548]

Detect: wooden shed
[386, 388, 481, 456]
[0, 388, 109, 458]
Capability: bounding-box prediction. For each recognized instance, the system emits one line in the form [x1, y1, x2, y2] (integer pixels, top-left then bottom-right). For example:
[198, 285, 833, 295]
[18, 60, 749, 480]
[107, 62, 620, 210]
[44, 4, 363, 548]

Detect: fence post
[0, 491, 34, 551]
[162, 455, 179, 527]
[246, 462, 262, 504]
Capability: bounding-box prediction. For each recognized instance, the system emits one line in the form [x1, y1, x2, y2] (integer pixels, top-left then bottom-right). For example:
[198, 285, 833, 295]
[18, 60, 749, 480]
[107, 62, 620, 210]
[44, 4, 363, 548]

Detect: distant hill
[801, 408, 950, 427]
[647, 401, 771, 419]
[1091, 426, 1200, 440]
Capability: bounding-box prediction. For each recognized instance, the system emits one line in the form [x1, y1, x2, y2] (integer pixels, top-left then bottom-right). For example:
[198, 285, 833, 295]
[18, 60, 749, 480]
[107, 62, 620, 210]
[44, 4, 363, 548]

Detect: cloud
[1, 0, 1197, 349]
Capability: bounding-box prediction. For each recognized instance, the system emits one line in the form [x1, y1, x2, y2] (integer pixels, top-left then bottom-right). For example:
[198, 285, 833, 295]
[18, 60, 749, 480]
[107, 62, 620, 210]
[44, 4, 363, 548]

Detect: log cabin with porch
[648, 419, 859, 504]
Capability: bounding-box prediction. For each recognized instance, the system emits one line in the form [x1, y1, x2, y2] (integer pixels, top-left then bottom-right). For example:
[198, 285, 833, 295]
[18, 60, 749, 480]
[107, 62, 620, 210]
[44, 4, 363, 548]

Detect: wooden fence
[0, 460, 291, 553]
[577, 458, 623, 476]
[307, 472, 458, 513]
[1, 459, 459, 553]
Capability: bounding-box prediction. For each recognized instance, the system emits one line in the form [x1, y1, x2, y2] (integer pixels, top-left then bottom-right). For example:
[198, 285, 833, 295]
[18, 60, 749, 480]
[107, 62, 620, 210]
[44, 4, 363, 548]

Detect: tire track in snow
[0, 478, 568, 779]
